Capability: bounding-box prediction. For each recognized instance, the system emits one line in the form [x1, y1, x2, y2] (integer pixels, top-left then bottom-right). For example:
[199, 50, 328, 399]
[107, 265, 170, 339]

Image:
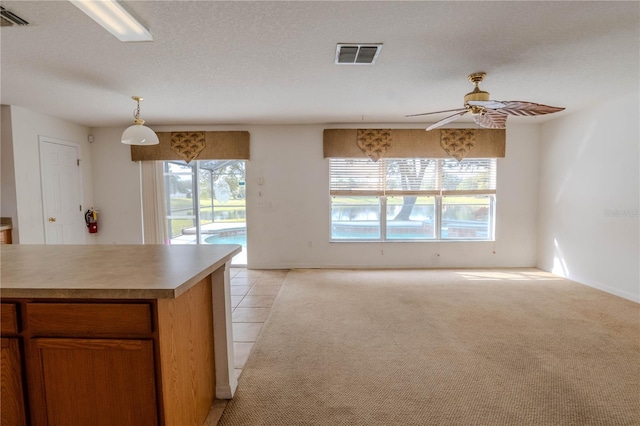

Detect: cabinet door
[0, 229, 12, 244]
[28, 338, 158, 426]
[1, 338, 27, 426]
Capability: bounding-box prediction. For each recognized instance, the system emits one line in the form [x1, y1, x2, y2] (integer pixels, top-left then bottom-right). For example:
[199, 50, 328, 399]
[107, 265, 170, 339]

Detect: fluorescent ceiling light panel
[70, 0, 153, 42]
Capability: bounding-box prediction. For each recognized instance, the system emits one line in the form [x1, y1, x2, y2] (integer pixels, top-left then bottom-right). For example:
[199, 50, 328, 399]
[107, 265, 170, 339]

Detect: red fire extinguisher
[85, 208, 98, 233]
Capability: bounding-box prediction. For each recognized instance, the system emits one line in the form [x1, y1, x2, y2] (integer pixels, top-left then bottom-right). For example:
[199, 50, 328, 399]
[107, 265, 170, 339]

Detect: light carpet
[219, 269, 640, 425]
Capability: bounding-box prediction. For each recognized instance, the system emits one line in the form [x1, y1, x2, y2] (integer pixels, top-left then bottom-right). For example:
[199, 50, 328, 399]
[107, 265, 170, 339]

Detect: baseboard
[536, 264, 639, 303]
[248, 263, 539, 270]
[216, 385, 233, 400]
[565, 273, 639, 303]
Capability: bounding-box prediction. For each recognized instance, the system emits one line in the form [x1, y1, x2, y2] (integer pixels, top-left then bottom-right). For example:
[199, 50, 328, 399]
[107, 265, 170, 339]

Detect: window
[330, 158, 496, 241]
[164, 160, 247, 264]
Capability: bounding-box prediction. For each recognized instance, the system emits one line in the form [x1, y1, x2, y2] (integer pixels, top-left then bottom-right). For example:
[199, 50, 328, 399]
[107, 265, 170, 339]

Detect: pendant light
[121, 96, 159, 145]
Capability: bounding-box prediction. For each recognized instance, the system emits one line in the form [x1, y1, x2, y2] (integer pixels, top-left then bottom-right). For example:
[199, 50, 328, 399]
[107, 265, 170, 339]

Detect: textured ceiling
[1, 1, 638, 128]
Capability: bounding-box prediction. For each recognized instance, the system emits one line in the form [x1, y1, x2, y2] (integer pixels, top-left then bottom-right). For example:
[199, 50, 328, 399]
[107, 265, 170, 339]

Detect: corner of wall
[89, 127, 144, 244]
[536, 92, 640, 302]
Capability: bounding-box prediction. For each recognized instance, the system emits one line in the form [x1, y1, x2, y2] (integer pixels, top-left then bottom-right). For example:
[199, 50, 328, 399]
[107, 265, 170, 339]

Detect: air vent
[335, 43, 382, 65]
[0, 6, 30, 26]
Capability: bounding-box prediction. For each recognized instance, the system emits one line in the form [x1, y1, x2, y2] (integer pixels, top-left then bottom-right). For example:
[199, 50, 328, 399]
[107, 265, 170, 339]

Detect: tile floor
[229, 268, 288, 379]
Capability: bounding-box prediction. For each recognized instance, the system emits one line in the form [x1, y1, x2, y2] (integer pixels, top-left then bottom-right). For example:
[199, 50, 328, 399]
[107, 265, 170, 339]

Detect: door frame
[38, 136, 84, 244]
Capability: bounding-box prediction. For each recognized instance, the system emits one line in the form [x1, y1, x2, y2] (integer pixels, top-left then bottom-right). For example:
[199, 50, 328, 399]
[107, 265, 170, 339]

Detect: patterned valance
[356, 129, 392, 161]
[323, 128, 505, 160]
[131, 131, 250, 162]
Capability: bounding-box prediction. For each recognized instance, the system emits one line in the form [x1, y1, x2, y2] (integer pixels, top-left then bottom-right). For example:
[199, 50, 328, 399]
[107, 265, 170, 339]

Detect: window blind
[440, 159, 496, 195]
[330, 158, 496, 196]
[329, 159, 385, 194]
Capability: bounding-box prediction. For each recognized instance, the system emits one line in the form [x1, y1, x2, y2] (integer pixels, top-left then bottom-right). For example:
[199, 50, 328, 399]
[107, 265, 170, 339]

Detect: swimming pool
[204, 233, 247, 246]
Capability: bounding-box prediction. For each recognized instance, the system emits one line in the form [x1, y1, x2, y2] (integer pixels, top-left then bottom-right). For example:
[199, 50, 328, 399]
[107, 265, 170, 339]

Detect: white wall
[538, 92, 640, 302]
[90, 127, 143, 243]
[247, 124, 539, 268]
[92, 123, 540, 269]
[3, 106, 93, 244]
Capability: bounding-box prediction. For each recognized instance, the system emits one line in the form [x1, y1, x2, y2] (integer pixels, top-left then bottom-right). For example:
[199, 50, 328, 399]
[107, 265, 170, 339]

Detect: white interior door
[39, 138, 84, 244]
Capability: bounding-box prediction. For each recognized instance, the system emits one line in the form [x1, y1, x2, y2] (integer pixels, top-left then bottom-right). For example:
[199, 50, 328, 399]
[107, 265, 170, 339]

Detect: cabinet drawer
[1, 303, 19, 334]
[25, 303, 153, 337]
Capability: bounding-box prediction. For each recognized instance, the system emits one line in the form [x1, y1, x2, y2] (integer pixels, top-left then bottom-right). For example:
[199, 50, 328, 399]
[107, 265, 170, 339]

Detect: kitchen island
[0, 244, 241, 426]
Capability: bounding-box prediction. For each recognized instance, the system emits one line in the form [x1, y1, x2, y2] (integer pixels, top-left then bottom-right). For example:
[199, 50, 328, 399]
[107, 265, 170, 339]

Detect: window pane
[386, 196, 435, 239]
[441, 195, 493, 240]
[331, 196, 380, 239]
[198, 160, 247, 264]
[165, 162, 197, 244]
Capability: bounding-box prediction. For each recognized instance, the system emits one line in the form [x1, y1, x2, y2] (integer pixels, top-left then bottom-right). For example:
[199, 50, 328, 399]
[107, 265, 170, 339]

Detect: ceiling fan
[407, 72, 565, 131]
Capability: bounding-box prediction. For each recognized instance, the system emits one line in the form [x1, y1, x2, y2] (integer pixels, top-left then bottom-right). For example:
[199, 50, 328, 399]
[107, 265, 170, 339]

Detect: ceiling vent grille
[0, 6, 30, 26]
[335, 43, 382, 65]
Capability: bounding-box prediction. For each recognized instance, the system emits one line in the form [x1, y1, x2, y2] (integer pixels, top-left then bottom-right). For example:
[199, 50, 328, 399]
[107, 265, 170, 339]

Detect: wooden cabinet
[0, 228, 12, 244]
[22, 302, 159, 425]
[2, 275, 217, 425]
[1, 303, 27, 425]
[1, 338, 27, 426]
[28, 338, 157, 425]
[25, 302, 153, 337]
[1, 303, 18, 334]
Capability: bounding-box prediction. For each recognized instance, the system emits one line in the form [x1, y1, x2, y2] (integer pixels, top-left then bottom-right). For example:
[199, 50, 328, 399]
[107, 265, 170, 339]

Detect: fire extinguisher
[85, 207, 98, 233]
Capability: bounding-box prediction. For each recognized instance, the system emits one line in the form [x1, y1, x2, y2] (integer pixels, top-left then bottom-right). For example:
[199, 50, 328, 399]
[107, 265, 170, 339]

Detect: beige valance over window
[323, 128, 505, 161]
[131, 131, 250, 162]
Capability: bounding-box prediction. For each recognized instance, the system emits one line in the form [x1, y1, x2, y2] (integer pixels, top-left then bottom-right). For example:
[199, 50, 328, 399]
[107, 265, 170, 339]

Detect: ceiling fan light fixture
[408, 72, 565, 131]
[468, 100, 506, 109]
[464, 71, 491, 104]
[464, 89, 490, 104]
[121, 96, 159, 145]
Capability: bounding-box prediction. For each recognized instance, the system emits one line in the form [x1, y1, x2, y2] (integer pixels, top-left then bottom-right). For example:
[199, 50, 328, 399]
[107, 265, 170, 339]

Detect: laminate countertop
[0, 244, 241, 299]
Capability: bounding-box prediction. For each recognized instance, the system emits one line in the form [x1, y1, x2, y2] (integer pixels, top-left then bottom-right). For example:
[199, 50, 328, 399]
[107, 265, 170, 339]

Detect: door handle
[48, 217, 56, 222]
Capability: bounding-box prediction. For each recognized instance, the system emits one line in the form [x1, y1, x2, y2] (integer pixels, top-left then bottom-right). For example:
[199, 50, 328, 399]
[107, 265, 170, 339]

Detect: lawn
[168, 197, 246, 237]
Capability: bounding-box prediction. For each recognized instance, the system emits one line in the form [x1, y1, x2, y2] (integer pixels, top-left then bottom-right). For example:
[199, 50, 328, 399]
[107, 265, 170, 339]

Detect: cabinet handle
[48, 217, 56, 223]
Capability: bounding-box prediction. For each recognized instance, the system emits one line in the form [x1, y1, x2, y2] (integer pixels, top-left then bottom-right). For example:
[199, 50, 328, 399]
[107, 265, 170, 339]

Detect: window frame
[329, 158, 497, 242]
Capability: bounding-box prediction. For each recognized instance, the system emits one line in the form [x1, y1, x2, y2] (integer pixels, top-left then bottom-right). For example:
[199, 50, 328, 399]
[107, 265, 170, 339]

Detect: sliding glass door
[164, 160, 247, 265]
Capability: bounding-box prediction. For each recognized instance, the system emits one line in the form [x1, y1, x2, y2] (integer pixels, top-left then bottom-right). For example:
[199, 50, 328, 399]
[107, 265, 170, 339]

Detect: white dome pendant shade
[121, 122, 159, 145]
[121, 96, 159, 145]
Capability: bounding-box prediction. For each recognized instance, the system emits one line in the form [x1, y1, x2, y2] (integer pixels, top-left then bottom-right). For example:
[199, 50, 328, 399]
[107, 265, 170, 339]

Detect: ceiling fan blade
[496, 101, 565, 116]
[474, 110, 508, 129]
[406, 107, 467, 117]
[426, 110, 468, 131]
